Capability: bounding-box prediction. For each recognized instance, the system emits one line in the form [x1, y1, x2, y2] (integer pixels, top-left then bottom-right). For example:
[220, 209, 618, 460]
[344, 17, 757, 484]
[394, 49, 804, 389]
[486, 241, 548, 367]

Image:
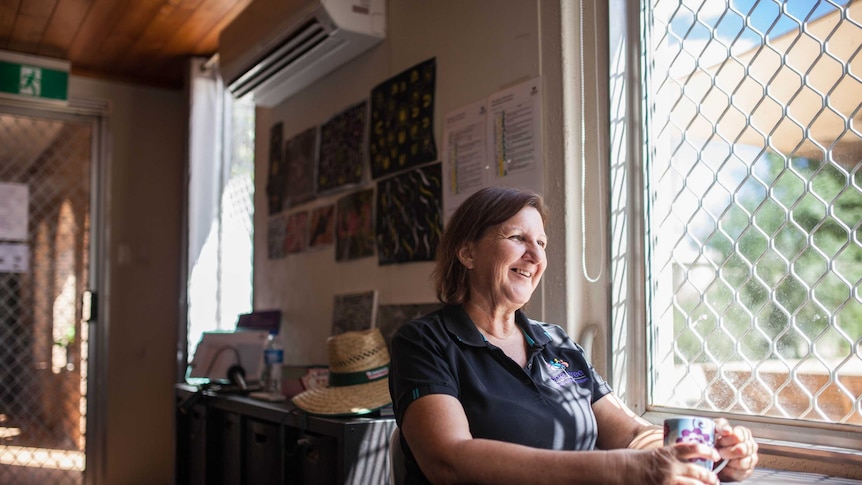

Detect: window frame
[609, 0, 862, 470]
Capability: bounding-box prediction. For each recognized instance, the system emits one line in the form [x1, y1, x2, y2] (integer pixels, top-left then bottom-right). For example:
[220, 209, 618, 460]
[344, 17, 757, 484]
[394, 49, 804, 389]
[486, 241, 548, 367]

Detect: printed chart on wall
[442, 76, 543, 221]
[0, 182, 29, 273]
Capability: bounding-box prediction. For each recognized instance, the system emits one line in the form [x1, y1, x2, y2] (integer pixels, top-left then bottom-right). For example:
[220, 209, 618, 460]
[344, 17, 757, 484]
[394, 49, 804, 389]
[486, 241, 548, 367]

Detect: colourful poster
[375, 163, 442, 265]
[335, 188, 375, 261]
[265, 122, 284, 215]
[317, 100, 367, 194]
[283, 126, 318, 209]
[284, 211, 308, 254]
[369, 58, 437, 179]
[308, 205, 335, 249]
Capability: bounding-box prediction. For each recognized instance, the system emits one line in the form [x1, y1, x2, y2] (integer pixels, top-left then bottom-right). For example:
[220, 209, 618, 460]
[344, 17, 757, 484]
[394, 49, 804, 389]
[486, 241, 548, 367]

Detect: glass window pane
[642, 0, 862, 426]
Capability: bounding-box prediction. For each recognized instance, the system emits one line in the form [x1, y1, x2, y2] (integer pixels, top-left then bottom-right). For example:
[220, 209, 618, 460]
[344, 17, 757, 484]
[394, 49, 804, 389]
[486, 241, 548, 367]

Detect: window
[610, 0, 861, 455]
[185, 57, 255, 366]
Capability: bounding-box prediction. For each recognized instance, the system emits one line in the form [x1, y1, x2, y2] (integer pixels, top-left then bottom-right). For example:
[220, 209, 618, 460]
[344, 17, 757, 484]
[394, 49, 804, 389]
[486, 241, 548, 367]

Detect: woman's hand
[630, 442, 723, 485]
[714, 419, 758, 482]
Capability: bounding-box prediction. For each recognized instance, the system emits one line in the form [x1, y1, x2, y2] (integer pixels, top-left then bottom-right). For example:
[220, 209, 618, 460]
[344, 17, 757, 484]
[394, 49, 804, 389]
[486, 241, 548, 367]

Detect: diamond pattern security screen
[0, 110, 91, 483]
[642, 0, 862, 426]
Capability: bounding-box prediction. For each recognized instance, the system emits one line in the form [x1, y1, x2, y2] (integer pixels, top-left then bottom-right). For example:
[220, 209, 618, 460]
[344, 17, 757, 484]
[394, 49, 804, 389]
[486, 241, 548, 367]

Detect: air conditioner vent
[219, 0, 386, 107]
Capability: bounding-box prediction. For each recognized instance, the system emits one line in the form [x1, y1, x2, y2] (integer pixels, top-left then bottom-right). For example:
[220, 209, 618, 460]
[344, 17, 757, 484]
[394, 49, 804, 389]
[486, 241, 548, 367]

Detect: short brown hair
[433, 186, 548, 304]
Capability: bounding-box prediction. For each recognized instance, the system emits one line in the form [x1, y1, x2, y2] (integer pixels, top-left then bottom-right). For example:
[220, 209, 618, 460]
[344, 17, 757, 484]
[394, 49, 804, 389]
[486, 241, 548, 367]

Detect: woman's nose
[524, 241, 544, 261]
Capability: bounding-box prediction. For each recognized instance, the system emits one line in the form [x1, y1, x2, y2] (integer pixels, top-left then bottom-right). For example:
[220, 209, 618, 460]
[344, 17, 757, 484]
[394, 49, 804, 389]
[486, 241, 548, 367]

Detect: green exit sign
[0, 51, 69, 102]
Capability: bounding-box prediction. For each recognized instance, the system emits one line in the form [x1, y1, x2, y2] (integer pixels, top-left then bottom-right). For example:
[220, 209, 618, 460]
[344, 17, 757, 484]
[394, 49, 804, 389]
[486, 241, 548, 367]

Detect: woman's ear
[457, 243, 474, 269]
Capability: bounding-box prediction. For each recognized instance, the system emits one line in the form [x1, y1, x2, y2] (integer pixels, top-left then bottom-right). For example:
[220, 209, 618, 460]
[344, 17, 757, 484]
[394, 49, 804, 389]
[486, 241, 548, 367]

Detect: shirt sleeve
[388, 317, 459, 426]
[541, 322, 613, 403]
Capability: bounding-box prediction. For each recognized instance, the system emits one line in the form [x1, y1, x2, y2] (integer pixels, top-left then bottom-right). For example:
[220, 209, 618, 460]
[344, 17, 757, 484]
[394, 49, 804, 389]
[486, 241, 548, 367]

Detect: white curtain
[186, 57, 254, 358]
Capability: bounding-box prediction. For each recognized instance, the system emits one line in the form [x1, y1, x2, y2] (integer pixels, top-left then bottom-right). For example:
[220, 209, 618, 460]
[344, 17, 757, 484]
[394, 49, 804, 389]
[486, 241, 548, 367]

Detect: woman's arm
[593, 393, 664, 450]
[592, 393, 758, 482]
[402, 393, 623, 485]
[401, 393, 722, 485]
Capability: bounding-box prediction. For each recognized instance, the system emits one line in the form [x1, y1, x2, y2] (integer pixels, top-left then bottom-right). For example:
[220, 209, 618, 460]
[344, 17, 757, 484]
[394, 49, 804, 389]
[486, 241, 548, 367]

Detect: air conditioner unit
[219, 0, 386, 107]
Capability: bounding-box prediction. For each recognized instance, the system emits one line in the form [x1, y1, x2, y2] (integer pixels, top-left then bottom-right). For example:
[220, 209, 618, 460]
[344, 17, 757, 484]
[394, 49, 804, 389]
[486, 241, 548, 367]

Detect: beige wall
[70, 76, 184, 485]
[252, 0, 609, 369]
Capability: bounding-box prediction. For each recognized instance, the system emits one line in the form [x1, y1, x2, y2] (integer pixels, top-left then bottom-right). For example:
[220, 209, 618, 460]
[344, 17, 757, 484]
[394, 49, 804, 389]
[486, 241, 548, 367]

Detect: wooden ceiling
[0, 0, 252, 89]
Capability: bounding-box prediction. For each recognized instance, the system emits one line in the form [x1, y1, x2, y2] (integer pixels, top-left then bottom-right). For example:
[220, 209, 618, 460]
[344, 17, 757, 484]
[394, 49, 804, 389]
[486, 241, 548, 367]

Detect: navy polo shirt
[389, 304, 613, 483]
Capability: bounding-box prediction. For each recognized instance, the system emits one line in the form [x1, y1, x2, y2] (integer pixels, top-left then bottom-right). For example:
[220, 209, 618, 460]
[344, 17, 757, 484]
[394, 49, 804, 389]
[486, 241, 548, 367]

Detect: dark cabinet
[209, 409, 242, 484]
[243, 418, 281, 483]
[175, 385, 395, 485]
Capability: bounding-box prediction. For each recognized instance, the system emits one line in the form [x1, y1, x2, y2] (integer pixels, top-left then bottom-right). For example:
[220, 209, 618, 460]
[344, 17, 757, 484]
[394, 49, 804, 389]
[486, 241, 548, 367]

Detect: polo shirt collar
[441, 304, 552, 348]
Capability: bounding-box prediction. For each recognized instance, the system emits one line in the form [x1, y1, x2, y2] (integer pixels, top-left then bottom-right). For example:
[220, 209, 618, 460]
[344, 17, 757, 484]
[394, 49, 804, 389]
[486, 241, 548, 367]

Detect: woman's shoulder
[393, 305, 448, 338]
[394, 304, 476, 344]
[521, 315, 589, 354]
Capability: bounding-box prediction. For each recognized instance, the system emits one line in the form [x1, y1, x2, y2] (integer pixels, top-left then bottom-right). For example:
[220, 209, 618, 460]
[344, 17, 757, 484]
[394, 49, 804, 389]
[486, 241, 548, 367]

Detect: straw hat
[292, 328, 392, 416]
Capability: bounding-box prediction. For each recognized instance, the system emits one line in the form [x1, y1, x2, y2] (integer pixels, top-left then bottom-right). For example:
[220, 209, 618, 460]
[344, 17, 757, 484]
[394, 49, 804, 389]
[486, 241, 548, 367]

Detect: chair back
[389, 427, 407, 485]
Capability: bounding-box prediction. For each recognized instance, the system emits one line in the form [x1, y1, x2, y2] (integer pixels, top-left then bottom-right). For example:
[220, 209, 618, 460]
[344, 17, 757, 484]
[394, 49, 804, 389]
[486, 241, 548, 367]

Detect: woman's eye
[509, 235, 523, 241]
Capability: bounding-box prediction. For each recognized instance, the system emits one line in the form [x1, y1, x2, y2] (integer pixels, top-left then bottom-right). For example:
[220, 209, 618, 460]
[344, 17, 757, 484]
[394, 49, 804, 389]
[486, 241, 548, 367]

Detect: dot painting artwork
[317, 100, 367, 194]
[375, 163, 442, 265]
[369, 58, 437, 180]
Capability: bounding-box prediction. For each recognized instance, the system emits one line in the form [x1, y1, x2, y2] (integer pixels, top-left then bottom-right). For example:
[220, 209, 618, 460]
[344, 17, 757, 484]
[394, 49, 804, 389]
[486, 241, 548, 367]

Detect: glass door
[0, 103, 101, 485]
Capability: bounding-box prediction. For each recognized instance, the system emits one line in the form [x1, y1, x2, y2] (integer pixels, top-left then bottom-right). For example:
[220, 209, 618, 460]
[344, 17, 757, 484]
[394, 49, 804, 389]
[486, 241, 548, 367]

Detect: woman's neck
[463, 299, 518, 339]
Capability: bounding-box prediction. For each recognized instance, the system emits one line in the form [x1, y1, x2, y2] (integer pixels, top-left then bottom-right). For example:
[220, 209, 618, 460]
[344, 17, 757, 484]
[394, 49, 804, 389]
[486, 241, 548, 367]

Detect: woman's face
[459, 206, 547, 311]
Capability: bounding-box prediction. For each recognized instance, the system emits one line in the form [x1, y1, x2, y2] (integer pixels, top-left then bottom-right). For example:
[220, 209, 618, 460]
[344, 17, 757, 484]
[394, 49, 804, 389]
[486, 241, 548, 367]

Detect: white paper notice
[442, 98, 488, 220]
[0, 243, 28, 273]
[0, 182, 29, 241]
[441, 78, 545, 220]
[487, 77, 543, 188]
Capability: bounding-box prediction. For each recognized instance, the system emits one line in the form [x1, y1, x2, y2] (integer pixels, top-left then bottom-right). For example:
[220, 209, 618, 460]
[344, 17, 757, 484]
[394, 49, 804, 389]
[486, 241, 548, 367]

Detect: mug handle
[713, 458, 729, 474]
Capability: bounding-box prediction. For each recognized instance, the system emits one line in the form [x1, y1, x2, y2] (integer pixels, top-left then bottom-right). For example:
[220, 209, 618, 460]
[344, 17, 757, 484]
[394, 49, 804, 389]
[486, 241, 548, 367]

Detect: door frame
[0, 96, 110, 485]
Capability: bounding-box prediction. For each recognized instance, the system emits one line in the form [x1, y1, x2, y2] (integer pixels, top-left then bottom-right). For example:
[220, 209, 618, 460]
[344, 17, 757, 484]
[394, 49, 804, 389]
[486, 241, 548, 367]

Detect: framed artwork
[369, 58, 437, 180]
[376, 163, 442, 265]
[284, 211, 308, 254]
[376, 303, 441, 350]
[308, 204, 335, 249]
[335, 188, 375, 261]
[283, 126, 318, 209]
[317, 100, 367, 194]
[331, 290, 378, 336]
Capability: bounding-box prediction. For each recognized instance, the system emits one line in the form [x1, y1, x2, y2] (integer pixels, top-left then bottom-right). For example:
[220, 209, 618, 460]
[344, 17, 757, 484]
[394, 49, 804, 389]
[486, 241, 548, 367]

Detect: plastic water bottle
[263, 331, 283, 396]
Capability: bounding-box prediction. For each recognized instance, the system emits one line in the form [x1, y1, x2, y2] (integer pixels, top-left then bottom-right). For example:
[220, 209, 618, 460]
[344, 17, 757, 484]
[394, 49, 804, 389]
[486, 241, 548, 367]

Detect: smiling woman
[387, 186, 758, 485]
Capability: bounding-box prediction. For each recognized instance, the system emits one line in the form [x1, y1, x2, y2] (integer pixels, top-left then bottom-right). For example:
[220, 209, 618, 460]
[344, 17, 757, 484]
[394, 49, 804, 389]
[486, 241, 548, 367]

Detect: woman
[389, 186, 758, 485]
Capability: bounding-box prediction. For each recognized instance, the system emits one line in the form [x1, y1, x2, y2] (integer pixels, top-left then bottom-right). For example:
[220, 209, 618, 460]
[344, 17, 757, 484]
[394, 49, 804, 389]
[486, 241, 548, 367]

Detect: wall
[253, 0, 608, 368]
[69, 76, 183, 485]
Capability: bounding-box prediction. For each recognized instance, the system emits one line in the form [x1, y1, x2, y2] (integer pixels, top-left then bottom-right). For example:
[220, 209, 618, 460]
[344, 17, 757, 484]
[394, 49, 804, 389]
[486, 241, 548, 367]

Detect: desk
[740, 468, 862, 484]
[175, 384, 395, 485]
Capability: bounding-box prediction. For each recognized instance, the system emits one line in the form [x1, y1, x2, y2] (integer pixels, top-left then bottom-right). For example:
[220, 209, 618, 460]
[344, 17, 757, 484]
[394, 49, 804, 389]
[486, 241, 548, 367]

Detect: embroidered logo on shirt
[546, 359, 590, 387]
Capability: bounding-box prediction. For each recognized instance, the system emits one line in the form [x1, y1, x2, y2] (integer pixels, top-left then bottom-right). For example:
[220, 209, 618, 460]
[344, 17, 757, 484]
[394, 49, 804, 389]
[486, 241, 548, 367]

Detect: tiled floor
[739, 468, 862, 485]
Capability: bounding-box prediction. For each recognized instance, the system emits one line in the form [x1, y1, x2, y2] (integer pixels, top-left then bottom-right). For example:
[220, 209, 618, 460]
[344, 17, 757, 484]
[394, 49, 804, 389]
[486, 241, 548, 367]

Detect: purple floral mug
[663, 417, 729, 473]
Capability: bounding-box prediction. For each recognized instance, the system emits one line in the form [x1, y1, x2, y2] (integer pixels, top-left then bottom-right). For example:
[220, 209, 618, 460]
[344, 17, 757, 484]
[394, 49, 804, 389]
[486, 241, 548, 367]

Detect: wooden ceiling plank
[191, 0, 251, 55]
[0, 1, 23, 50]
[68, 0, 128, 71]
[160, 0, 248, 56]
[2, 0, 256, 89]
[113, 0, 204, 74]
[6, 0, 55, 53]
[38, 0, 92, 60]
[96, 0, 168, 67]
[142, 0, 249, 86]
